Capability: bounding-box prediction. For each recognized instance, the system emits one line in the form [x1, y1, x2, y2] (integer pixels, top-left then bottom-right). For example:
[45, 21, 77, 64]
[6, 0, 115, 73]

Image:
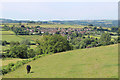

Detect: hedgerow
[1, 55, 42, 75]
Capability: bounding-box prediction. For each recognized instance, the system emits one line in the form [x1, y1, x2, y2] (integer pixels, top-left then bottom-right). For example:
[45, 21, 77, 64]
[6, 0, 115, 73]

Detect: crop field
[3, 44, 118, 78]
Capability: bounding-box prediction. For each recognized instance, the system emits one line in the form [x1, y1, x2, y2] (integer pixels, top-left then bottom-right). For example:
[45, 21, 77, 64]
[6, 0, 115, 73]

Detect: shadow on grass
[30, 71, 34, 73]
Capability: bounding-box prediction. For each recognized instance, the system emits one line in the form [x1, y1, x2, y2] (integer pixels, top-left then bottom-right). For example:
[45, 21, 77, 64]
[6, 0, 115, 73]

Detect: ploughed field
[3, 44, 118, 78]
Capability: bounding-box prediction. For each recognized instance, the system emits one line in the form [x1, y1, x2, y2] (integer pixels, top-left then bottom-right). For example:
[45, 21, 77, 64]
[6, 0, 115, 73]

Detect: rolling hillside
[0, 18, 118, 27]
[3, 44, 118, 78]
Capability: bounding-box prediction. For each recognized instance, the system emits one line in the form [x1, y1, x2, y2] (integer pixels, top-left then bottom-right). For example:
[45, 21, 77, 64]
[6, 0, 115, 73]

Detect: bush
[27, 49, 36, 58]
[9, 45, 29, 58]
[2, 40, 8, 46]
[10, 41, 20, 47]
[20, 39, 30, 45]
[1, 55, 43, 75]
[2, 63, 15, 74]
[2, 53, 10, 58]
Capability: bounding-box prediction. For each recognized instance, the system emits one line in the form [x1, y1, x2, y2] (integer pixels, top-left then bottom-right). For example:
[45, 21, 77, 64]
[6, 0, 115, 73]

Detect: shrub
[10, 41, 20, 47]
[1, 55, 43, 75]
[20, 39, 30, 45]
[9, 45, 29, 58]
[2, 41, 8, 46]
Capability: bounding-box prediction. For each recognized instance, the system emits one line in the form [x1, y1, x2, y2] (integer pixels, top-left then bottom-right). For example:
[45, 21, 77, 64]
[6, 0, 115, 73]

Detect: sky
[0, 2, 118, 21]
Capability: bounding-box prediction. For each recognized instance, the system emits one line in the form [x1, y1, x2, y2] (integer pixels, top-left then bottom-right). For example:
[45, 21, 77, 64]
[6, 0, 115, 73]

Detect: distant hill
[52, 20, 118, 27]
[0, 18, 29, 23]
[0, 18, 118, 27]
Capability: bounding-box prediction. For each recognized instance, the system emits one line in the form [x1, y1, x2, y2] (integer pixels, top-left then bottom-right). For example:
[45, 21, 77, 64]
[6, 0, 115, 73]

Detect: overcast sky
[0, 2, 118, 21]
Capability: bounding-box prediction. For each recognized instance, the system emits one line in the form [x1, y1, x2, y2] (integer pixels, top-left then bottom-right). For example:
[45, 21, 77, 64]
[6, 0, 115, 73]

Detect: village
[24, 25, 93, 39]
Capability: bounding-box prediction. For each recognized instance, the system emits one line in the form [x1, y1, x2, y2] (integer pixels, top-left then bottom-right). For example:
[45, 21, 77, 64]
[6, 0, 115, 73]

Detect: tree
[78, 33, 82, 37]
[27, 49, 35, 58]
[111, 27, 118, 32]
[9, 44, 36, 58]
[19, 21, 22, 25]
[9, 45, 28, 58]
[94, 26, 97, 30]
[20, 39, 30, 45]
[2, 40, 8, 46]
[113, 38, 118, 44]
[91, 42, 97, 47]
[3, 25, 10, 31]
[70, 32, 78, 39]
[88, 24, 93, 26]
[36, 26, 40, 28]
[10, 41, 20, 47]
[36, 35, 73, 54]
[100, 33, 111, 45]
[21, 25, 25, 28]
[79, 41, 86, 49]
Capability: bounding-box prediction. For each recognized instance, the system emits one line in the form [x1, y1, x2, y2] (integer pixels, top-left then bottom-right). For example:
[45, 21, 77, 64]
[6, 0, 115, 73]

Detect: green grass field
[85, 35, 118, 40]
[1, 23, 112, 30]
[2, 35, 24, 42]
[1, 31, 15, 35]
[3, 44, 118, 78]
[1, 30, 42, 42]
[1, 23, 89, 28]
[40, 24, 86, 28]
[2, 58, 27, 67]
[2, 35, 42, 42]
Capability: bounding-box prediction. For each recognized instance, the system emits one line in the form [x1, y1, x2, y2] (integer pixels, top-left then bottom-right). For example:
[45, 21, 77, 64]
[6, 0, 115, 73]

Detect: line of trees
[35, 35, 73, 54]
[69, 32, 118, 49]
[2, 35, 73, 58]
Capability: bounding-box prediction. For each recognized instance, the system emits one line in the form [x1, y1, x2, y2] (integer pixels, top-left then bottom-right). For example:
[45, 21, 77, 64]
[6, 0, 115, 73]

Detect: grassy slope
[2, 58, 27, 67]
[3, 44, 118, 78]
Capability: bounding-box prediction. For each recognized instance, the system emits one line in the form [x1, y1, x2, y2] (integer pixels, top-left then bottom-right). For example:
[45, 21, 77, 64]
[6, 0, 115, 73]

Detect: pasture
[85, 35, 118, 40]
[2, 58, 27, 67]
[1, 30, 42, 42]
[1, 31, 15, 35]
[40, 24, 86, 28]
[3, 44, 118, 78]
[1, 23, 112, 30]
[1, 23, 89, 28]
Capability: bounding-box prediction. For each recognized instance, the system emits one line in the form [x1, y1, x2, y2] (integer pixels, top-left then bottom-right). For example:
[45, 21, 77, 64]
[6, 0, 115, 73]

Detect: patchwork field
[1, 24, 87, 28]
[1, 30, 42, 42]
[3, 44, 118, 78]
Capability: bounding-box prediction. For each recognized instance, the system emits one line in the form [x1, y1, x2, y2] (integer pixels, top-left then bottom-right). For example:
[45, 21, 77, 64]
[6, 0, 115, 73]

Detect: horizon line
[0, 18, 118, 21]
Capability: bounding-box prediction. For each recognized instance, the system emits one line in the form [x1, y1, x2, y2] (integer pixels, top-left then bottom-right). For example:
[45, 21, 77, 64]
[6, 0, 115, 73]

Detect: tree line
[2, 35, 72, 58]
